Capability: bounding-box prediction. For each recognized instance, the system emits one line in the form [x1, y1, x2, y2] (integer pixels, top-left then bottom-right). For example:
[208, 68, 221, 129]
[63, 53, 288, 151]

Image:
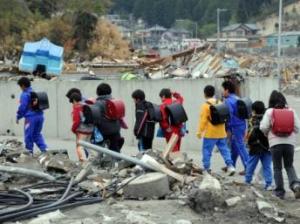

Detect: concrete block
[124, 172, 170, 199]
[199, 173, 221, 191]
[225, 196, 242, 207]
[176, 220, 192, 224]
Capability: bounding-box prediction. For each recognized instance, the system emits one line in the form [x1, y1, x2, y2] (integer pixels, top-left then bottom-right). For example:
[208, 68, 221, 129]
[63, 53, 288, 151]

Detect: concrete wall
[0, 77, 279, 150]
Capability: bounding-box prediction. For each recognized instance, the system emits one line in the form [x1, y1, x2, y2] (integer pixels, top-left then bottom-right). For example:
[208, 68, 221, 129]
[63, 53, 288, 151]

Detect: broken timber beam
[141, 154, 185, 183]
[162, 134, 179, 161]
[139, 44, 211, 67]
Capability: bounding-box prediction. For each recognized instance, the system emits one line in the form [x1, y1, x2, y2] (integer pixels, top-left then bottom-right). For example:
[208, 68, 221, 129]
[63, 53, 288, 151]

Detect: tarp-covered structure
[19, 38, 64, 76]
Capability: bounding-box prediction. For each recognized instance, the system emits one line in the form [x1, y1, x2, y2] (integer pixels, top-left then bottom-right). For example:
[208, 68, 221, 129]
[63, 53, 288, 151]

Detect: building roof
[207, 37, 249, 42]
[168, 28, 191, 34]
[222, 23, 259, 32]
[147, 25, 167, 32]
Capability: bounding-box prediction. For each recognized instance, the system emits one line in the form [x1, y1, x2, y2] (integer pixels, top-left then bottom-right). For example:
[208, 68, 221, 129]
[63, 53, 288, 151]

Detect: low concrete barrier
[0, 77, 279, 150]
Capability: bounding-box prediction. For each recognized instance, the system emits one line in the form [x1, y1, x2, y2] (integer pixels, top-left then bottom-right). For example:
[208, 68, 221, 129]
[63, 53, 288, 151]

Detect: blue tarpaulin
[222, 58, 239, 69]
[19, 38, 64, 75]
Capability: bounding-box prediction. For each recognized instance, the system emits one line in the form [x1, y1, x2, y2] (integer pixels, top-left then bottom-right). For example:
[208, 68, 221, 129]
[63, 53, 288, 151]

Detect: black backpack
[30, 92, 49, 111]
[166, 103, 188, 125]
[207, 101, 230, 125]
[82, 104, 101, 125]
[237, 97, 252, 119]
[147, 103, 162, 122]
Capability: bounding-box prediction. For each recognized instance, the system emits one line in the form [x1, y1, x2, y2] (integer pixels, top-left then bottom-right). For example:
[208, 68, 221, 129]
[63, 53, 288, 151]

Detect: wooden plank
[141, 155, 185, 183]
[162, 134, 179, 160]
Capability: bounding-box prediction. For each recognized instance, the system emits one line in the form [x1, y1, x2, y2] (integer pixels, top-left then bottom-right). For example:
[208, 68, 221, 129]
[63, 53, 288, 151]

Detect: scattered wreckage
[0, 138, 299, 223]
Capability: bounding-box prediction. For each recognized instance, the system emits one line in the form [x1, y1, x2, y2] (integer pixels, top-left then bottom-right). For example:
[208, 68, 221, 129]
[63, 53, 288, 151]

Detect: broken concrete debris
[256, 200, 285, 223]
[225, 196, 242, 207]
[124, 210, 157, 224]
[199, 173, 221, 191]
[1, 138, 299, 224]
[27, 210, 66, 224]
[123, 172, 170, 199]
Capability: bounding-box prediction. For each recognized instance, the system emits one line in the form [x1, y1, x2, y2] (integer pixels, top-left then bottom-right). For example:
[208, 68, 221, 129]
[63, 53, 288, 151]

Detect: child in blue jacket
[222, 81, 249, 175]
[16, 77, 47, 154]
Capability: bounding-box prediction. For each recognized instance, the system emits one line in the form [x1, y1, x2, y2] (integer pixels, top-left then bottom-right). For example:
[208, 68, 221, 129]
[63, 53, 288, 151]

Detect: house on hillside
[265, 31, 300, 48]
[167, 28, 192, 40]
[207, 23, 261, 49]
[104, 14, 129, 27]
[221, 23, 259, 38]
[147, 25, 167, 40]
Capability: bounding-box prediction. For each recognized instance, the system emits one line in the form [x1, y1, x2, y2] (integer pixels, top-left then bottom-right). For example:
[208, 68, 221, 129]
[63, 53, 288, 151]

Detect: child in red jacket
[70, 93, 94, 162]
[159, 88, 184, 152]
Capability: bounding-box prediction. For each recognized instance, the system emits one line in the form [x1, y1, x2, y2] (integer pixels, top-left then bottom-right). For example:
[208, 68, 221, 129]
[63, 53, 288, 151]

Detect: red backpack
[105, 99, 125, 120]
[272, 108, 294, 137]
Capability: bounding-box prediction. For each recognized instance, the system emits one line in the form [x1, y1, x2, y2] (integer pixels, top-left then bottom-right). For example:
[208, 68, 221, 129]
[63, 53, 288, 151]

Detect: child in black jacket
[245, 101, 273, 190]
[132, 89, 155, 151]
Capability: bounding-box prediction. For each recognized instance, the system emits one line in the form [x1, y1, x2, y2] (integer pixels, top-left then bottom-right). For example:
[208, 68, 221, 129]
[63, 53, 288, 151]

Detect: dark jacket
[134, 100, 155, 139]
[95, 95, 121, 136]
[247, 114, 269, 155]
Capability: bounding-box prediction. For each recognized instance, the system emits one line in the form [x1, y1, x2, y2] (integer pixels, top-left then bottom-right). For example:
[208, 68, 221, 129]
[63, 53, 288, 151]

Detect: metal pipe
[0, 165, 56, 181]
[79, 141, 155, 171]
[217, 8, 220, 52]
[217, 8, 227, 53]
[277, 0, 283, 88]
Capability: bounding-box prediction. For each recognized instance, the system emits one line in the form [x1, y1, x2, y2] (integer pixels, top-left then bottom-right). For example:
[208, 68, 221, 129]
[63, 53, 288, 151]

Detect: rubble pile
[2, 44, 300, 89]
[140, 47, 300, 82]
[0, 139, 300, 223]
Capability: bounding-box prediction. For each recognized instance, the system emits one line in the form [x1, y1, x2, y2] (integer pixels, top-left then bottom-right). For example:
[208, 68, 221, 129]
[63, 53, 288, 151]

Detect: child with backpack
[16, 77, 48, 154]
[132, 89, 155, 151]
[222, 81, 249, 175]
[94, 83, 125, 153]
[197, 85, 235, 175]
[159, 88, 186, 152]
[260, 91, 300, 199]
[245, 101, 272, 190]
[70, 93, 94, 162]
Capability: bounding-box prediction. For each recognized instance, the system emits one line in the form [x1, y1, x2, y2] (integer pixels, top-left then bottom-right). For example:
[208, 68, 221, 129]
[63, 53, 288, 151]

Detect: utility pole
[277, 0, 283, 86]
[217, 8, 227, 53]
[195, 22, 198, 39]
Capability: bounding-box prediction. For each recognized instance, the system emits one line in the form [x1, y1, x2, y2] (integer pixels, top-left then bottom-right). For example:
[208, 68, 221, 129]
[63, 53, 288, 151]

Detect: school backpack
[166, 103, 188, 125]
[272, 108, 294, 137]
[207, 101, 230, 125]
[105, 99, 125, 120]
[147, 103, 162, 122]
[237, 97, 252, 119]
[30, 92, 49, 110]
[82, 104, 101, 124]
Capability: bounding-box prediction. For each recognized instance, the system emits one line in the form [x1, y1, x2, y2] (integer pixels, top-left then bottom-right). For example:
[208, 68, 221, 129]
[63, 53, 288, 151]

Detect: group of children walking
[198, 81, 300, 199]
[16, 77, 300, 200]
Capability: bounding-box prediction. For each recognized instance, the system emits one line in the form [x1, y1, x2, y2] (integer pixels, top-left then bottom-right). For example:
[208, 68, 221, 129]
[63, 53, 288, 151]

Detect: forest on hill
[0, 0, 298, 60]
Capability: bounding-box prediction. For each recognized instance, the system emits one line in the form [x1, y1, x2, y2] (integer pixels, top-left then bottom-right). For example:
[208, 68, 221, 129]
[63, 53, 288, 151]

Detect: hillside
[0, 0, 131, 61]
[111, 0, 299, 37]
[257, 1, 300, 36]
